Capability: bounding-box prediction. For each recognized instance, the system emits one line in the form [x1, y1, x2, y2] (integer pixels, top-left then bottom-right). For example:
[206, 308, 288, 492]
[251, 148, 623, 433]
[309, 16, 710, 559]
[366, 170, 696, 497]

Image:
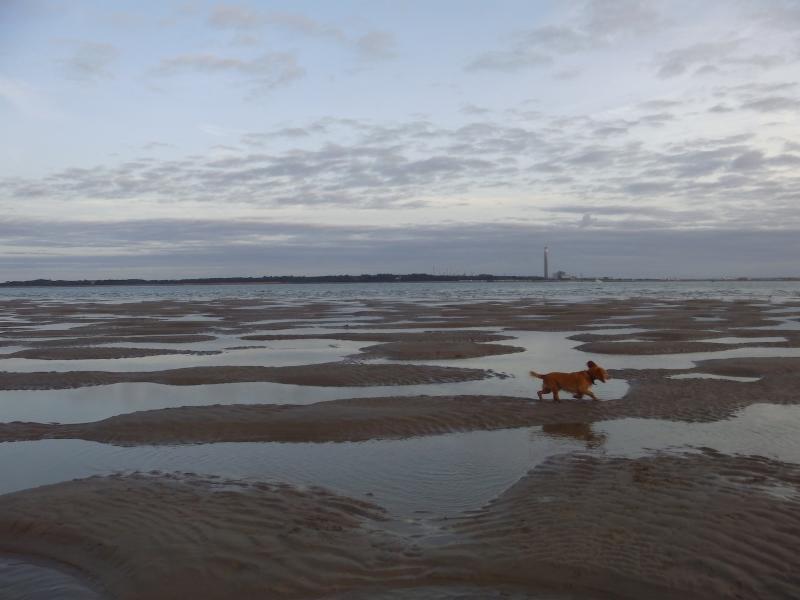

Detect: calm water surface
[0, 279, 798, 303]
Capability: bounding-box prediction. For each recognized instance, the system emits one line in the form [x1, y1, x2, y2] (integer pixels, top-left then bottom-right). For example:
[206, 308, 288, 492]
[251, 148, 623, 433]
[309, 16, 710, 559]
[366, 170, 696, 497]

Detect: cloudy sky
[1, 0, 799, 280]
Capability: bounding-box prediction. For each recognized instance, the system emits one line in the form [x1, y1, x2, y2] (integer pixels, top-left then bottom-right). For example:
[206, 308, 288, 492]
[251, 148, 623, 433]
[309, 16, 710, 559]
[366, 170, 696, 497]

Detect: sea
[0, 279, 799, 303]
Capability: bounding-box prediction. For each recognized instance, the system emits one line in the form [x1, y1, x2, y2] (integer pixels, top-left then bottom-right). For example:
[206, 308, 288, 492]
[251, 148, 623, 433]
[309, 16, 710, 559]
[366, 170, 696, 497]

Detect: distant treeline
[0, 274, 548, 287]
[1, 274, 798, 287]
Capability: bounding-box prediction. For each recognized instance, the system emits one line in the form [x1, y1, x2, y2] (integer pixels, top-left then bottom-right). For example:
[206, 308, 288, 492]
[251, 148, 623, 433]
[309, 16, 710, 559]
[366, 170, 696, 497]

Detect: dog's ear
[587, 360, 597, 368]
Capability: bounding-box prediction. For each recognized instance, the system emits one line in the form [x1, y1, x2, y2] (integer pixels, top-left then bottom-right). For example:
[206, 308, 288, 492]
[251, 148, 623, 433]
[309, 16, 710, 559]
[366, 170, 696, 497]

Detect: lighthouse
[544, 246, 549, 280]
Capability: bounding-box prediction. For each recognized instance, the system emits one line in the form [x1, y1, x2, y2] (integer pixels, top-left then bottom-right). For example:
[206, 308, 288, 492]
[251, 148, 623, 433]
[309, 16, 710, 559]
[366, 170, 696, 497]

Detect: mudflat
[1, 295, 800, 598]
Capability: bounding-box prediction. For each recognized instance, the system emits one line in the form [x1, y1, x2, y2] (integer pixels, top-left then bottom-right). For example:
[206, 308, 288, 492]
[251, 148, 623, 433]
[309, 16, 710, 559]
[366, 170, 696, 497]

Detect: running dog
[530, 360, 609, 402]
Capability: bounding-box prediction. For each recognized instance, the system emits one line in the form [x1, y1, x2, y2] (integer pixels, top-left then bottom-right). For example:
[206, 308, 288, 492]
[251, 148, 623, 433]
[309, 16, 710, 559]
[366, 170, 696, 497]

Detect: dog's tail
[530, 370, 544, 379]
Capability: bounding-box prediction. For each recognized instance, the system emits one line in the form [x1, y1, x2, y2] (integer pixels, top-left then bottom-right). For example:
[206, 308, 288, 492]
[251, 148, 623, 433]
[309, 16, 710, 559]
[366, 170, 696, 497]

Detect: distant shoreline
[1, 274, 799, 288]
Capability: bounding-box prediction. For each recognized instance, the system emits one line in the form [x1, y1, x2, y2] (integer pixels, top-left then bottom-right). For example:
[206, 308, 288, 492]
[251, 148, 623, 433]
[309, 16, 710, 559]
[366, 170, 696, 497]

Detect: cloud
[730, 150, 765, 171]
[740, 96, 800, 112]
[465, 0, 669, 74]
[57, 41, 119, 82]
[655, 40, 742, 78]
[154, 52, 305, 95]
[208, 4, 266, 30]
[356, 31, 396, 60]
[518, 25, 592, 53]
[465, 48, 553, 72]
[261, 11, 347, 42]
[465, 24, 591, 73]
[582, 0, 666, 36]
[749, 0, 800, 32]
[206, 6, 393, 60]
[4, 109, 800, 244]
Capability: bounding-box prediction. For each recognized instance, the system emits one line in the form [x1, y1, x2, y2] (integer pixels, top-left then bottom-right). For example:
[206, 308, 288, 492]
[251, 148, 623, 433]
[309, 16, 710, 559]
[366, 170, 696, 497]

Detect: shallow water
[596, 403, 800, 463]
[699, 336, 787, 344]
[0, 429, 583, 517]
[6, 322, 800, 423]
[668, 373, 761, 382]
[2, 404, 799, 519]
[0, 338, 367, 373]
[0, 555, 103, 600]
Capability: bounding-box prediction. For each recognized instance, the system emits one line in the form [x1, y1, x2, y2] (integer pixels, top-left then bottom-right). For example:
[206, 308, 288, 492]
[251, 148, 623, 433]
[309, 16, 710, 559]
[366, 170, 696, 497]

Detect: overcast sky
[1, 0, 799, 280]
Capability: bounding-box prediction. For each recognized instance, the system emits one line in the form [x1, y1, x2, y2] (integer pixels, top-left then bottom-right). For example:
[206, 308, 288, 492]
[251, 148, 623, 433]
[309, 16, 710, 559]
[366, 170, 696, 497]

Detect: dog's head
[586, 360, 609, 383]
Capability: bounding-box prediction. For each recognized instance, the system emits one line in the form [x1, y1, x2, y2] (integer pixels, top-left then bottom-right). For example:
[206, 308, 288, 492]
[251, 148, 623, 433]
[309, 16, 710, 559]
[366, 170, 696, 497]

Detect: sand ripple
[442, 451, 800, 599]
[0, 362, 490, 391]
[0, 473, 423, 600]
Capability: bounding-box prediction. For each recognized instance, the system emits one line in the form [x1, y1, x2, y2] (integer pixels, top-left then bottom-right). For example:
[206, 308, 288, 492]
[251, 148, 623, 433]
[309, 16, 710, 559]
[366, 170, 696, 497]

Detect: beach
[1, 283, 799, 599]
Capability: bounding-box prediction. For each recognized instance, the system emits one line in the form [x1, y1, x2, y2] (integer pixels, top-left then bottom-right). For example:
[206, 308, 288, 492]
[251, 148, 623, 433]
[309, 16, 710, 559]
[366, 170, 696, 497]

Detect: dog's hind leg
[537, 387, 550, 400]
[552, 389, 561, 402]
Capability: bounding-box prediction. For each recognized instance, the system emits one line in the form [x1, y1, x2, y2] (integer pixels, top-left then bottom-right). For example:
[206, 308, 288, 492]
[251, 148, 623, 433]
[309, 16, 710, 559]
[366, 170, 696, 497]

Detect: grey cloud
[730, 150, 765, 171]
[465, 24, 590, 73]
[708, 103, 734, 113]
[154, 52, 305, 94]
[662, 145, 748, 177]
[208, 6, 345, 41]
[716, 81, 798, 98]
[769, 153, 800, 167]
[5, 113, 800, 234]
[583, 0, 666, 36]
[639, 99, 682, 110]
[750, 0, 800, 32]
[518, 26, 592, 53]
[655, 40, 742, 78]
[741, 96, 800, 112]
[622, 181, 676, 196]
[57, 41, 118, 82]
[142, 141, 174, 151]
[460, 103, 491, 115]
[467, 0, 668, 75]
[553, 67, 582, 80]
[593, 126, 628, 137]
[693, 64, 720, 77]
[565, 148, 616, 167]
[465, 48, 553, 72]
[262, 11, 347, 42]
[207, 6, 393, 60]
[725, 54, 787, 69]
[208, 5, 266, 30]
[635, 112, 675, 126]
[356, 31, 396, 60]
[275, 127, 310, 138]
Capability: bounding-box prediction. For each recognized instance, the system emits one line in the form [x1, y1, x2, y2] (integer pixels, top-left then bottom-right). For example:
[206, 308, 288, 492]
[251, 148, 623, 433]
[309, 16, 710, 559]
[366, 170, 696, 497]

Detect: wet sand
[441, 450, 800, 600]
[1, 295, 800, 598]
[0, 362, 492, 390]
[1, 454, 797, 599]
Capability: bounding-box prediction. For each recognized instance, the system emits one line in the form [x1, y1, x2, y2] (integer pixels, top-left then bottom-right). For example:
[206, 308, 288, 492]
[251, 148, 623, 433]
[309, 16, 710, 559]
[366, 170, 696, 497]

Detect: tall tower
[544, 246, 549, 280]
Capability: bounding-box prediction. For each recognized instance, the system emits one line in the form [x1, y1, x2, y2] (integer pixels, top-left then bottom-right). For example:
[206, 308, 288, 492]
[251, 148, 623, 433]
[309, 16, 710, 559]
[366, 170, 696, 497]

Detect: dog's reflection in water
[541, 422, 607, 449]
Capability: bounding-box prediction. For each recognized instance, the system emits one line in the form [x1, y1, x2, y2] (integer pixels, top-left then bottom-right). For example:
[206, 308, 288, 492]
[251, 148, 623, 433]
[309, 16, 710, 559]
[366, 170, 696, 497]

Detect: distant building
[544, 246, 549, 279]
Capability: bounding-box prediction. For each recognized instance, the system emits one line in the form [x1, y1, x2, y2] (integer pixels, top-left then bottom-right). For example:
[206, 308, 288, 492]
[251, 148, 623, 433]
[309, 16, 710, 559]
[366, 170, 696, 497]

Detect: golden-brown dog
[530, 360, 609, 402]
